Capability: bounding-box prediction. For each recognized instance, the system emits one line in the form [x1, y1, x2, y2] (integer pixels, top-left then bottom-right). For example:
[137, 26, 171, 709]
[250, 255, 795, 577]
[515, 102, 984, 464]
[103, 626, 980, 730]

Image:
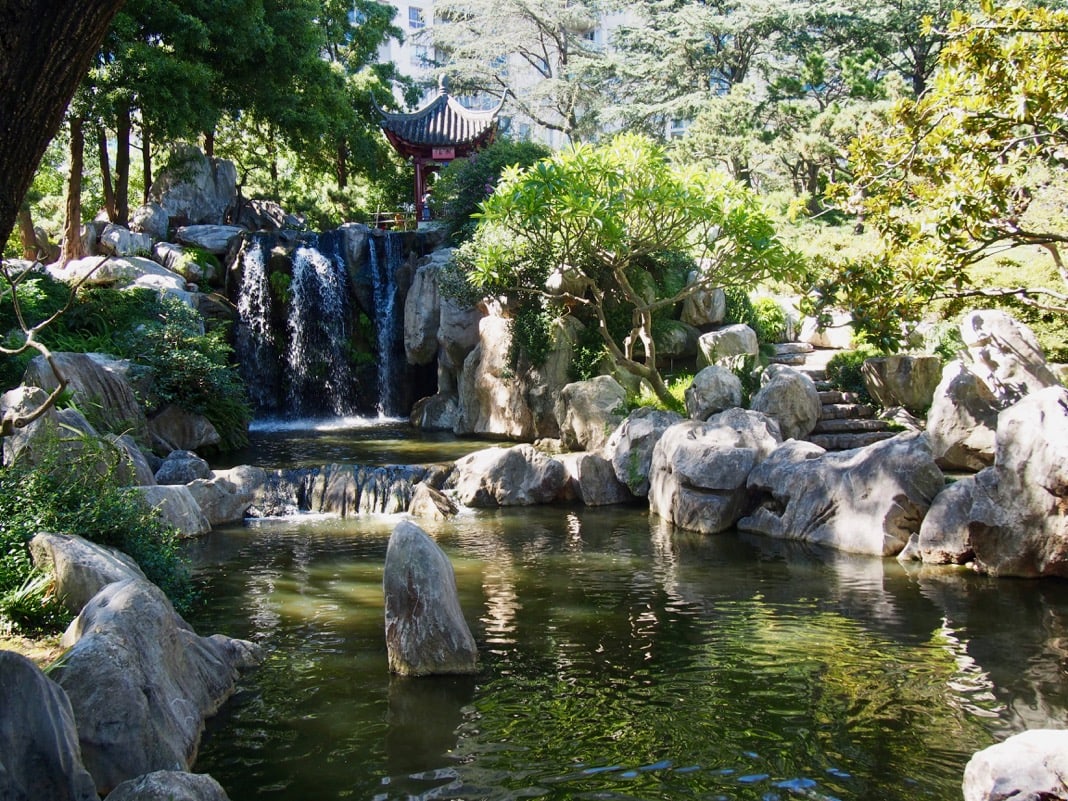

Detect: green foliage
[570, 324, 608, 382]
[269, 271, 293, 306]
[433, 138, 551, 243]
[723, 286, 757, 328]
[731, 354, 766, 406]
[465, 133, 802, 408]
[509, 304, 555, 369]
[825, 346, 882, 403]
[0, 431, 193, 633]
[828, 2, 1068, 349]
[626, 373, 691, 415]
[751, 297, 789, 343]
[0, 572, 69, 635]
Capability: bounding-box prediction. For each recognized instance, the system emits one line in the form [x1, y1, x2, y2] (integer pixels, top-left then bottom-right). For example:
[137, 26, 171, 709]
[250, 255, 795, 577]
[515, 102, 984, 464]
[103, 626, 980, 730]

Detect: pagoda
[374, 76, 506, 223]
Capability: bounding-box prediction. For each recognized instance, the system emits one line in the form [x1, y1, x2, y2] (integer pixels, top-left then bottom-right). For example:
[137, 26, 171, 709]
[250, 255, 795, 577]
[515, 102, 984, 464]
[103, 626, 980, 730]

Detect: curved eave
[374, 90, 506, 149]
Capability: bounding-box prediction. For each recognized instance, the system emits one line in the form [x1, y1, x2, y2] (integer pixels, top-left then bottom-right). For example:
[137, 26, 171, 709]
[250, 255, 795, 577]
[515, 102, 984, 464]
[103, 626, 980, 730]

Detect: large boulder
[129, 202, 170, 241]
[185, 474, 253, 526]
[905, 386, 1068, 577]
[383, 520, 478, 676]
[963, 729, 1068, 801]
[52, 578, 261, 796]
[404, 257, 442, 365]
[100, 224, 155, 258]
[105, 771, 230, 801]
[30, 532, 147, 613]
[437, 295, 483, 383]
[407, 482, 459, 520]
[48, 256, 191, 305]
[0, 651, 98, 801]
[740, 432, 944, 556]
[555, 376, 627, 453]
[648, 410, 782, 534]
[680, 275, 726, 327]
[927, 311, 1059, 470]
[147, 406, 221, 455]
[456, 315, 535, 439]
[134, 485, 211, 537]
[749, 364, 821, 440]
[174, 225, 245, 257]
[1, 385, 67, 465]
[799, 312, 854, 349]
[149, 145, 237, 225]
[697, 324, 758, 368]
[24, 352, 148, 440]
[451, 444, 566, 507]
[107, 434, 157, 486]
[685, 365, 743, 421]
[603, 406, 685, 497]
[556, 451, 632, 506]
[409, 393, 460, 432]
[154, 450, 211, 485]
[861, 354, 943, 414]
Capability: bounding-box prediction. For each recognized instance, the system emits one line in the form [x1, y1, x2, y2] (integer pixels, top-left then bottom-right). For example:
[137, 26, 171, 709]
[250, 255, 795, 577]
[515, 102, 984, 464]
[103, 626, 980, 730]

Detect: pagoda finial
[438, 74, 450, 95]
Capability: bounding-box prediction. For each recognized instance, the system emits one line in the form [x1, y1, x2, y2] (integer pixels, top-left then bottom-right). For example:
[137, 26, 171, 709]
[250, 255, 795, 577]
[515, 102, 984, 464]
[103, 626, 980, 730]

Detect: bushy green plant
[0, 432, 194, 633]
[433, 138, 551, 243]
[731, 354, 766, 406]
[825, 345, 882, 403]
[509, 303, 555, 368]
[626, 373, 691, 414]
[751, 297, 789, 343]
[722, 286, 758, 328]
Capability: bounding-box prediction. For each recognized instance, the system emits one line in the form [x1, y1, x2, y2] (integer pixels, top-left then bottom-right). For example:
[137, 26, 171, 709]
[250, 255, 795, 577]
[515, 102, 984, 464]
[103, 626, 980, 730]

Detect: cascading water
[369, 233, 404, 417]
[286, 230, 356, 417]
[234, 236, 282, 414]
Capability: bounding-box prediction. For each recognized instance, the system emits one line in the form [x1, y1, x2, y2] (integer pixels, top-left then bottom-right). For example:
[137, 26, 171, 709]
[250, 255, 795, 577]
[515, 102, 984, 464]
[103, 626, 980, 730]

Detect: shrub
[825, 345, 882, 403]
[626, 373, 691, 414]
[433, 138, 552, 244]
[0, 431, 194, 634]
[722, 286, 758, 329]
[751, 297, 789, 343]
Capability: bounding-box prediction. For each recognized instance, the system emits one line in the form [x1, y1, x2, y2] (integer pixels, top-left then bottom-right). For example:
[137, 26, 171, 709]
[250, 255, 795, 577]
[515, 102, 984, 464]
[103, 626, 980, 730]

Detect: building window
[412, 45, 429, 66]
[668, 118, 691, 139]
[408, 6, 425, 29]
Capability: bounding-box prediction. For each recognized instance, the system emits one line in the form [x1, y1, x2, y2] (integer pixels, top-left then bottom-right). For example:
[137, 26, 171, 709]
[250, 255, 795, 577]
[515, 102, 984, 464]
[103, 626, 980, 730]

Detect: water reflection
[188, 507, 1068, 801]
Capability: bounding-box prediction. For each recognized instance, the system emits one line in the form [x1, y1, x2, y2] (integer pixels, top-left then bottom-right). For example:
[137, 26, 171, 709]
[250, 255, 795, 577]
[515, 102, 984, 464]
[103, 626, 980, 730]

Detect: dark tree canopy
[0, 0, 128, 246]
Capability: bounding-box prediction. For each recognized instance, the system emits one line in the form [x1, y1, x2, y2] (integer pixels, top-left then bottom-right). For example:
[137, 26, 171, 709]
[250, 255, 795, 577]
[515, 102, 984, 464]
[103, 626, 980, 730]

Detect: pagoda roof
[374, 79, 506, 154]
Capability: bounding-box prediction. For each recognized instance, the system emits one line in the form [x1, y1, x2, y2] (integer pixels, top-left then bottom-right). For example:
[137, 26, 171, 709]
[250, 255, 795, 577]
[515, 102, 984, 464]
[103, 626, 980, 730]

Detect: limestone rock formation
[963, 729, 1068, 801]
[603, 406, 685, 497]
[684, 365, 743, 421]
[749, 364, 821, 441]
[105, 770, 231, 801]
[0, 651, 98, 801]
[129, 202, 170, 241]
[383, 520, 478, 676]
[960, 309, 1060, 405]
[555, 375, 627, 453]
[100, 223, 155, 257]
[904, 386, 1068, 577]
[30, 532, 147, 613]
[861, 354, 942, 414]
[149, 145, 237, 225]
[185, 475, 253, 526]
[556, 451, 632, 506]
[680, 277, 726, 327]
[740, 432, 944, 556]
[135, 485, 211, 537]
[408, 482, 459, 520]
[409, 393, 460, 431]
[451, 445, 566, 507]
[48, 256, 192, 305]
[648, 410, 782, 534]
[404, 256, 442, 365]
[52, 578, 261, 796]
[154, 449, 212, 485]
[697, 324, 758, 368]
[175, 225, 245, 256]
[147, 406, 221, 455]
[107, 434, 157, 486]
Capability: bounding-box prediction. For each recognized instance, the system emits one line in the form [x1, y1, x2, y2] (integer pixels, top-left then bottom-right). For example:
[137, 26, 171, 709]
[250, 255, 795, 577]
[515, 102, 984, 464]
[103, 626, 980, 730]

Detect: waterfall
[234, 236, 281, 414]
[286, 231, 356, 416]
[369, 233, 403, 417]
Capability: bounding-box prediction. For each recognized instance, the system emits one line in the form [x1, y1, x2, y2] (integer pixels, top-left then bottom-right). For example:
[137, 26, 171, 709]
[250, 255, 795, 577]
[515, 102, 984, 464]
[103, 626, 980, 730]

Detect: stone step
[808, 431, 898, 451]
[812, 418, 890, 434]
[818, 390, 863, 404]
[772, 342, 815, 355]
[819, 402, 876, 420]
[768, 353, 808, 366]
[797, 366, 828, 381]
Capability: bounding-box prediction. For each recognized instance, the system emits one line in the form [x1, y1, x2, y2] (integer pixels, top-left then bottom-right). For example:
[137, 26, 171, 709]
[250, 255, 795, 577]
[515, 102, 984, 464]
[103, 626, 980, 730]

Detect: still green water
[186, 506, 1068, 801]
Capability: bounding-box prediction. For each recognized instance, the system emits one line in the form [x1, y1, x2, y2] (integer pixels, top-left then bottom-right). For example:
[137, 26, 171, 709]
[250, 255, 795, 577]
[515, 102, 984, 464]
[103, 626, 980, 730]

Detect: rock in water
[105, 770, 231, 801]
[963, 729, 1068, 801]
[383, 520, 478, 676]
[0, 651, 98, 801]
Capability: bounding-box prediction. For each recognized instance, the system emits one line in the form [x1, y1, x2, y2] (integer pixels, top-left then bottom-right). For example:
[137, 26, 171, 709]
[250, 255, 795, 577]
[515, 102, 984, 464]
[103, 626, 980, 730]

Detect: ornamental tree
[461, 133, 801, 408]
[817, 1, 1068, 348]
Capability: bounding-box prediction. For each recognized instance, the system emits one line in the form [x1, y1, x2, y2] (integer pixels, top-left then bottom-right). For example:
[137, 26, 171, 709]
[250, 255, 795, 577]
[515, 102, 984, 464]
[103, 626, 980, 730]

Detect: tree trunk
[60, 114, 86, 265]
[203, 128, 215, 158]
[17, 203, 36, 260]
[98, 125, 117, 221]
[0, 0, 127, 247]
[336, 142, 349, 189]
[115, 104, 131, 226]
[142, 119, 152, 205]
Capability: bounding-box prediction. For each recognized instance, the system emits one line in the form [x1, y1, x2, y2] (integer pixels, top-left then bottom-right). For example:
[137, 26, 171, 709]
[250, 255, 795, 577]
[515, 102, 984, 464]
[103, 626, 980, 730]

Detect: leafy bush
[751, 297, 789, 343]
[722, 286, 757, 328]
[626, 373, 691, 414]
[825, 345, 882, 403]
[0, 432, 193, 633]
[433, 138, 552, 243]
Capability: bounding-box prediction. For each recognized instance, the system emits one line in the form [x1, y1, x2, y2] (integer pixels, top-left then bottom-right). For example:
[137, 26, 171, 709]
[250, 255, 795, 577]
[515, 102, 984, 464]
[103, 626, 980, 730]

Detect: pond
[186, 503, 1068, 801]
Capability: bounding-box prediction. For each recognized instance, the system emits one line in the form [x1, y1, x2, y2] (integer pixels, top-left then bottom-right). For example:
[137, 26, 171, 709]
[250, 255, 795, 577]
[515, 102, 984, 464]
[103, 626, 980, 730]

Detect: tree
[0, 0, 127, 247]
[421, 0, 609, 143]
[461, 133, 800, 407]
[815, 1, 1068, 348]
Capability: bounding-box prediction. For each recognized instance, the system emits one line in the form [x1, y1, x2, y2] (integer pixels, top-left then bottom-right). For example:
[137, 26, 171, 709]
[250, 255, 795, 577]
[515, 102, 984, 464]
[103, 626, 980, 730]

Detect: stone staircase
[769, 343, 897, 451]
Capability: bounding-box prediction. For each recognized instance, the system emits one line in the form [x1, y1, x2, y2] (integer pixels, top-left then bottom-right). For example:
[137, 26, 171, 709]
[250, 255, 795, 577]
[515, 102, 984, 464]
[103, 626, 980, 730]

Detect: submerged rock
[383, 520, 478, 676]
[105, 770, 231, 801]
